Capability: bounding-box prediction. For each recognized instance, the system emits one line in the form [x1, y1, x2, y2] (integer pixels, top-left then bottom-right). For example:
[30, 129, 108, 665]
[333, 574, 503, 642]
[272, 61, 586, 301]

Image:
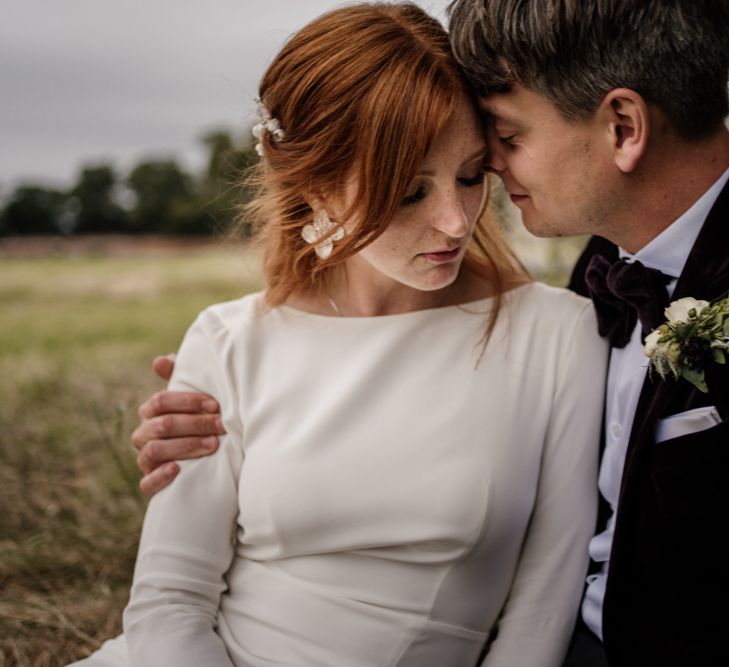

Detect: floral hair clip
[252, 99, 285, 157]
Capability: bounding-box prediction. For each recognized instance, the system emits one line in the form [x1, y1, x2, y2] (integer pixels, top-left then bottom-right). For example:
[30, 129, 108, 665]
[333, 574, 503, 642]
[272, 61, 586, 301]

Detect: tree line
[0, 130, 259, 237]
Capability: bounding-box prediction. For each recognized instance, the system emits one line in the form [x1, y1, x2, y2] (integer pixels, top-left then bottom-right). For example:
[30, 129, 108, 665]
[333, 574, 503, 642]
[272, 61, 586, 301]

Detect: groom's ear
[601, 88, 649, 174]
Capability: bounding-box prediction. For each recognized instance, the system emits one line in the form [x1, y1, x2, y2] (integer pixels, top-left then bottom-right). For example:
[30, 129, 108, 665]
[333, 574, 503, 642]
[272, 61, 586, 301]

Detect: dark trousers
[562, 619, 609, 667]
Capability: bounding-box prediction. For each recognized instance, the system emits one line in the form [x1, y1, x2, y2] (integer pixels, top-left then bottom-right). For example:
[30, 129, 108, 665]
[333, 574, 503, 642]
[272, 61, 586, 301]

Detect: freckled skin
[331, 93, 489, 312]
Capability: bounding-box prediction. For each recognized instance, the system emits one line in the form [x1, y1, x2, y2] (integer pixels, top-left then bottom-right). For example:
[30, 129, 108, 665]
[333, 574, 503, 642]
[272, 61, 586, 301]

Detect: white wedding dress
[71, 282, 606, 667]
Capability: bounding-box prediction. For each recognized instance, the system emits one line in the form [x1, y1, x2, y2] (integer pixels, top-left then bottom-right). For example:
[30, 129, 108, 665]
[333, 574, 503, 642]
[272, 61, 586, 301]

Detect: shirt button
[610, 422, 622, 439]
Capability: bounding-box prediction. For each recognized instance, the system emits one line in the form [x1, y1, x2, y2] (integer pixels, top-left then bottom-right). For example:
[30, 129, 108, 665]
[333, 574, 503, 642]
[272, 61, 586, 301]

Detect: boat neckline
[275, 282, 534, 320]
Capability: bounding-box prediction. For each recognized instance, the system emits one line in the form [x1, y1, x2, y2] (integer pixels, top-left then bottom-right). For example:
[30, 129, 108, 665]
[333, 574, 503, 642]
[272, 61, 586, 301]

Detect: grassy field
[0, 240, 261, 666]
[0, 227, 584, 666]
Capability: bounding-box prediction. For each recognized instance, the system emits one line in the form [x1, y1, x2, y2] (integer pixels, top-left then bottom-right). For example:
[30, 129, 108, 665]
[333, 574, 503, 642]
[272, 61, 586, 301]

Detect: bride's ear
[305, 189, 341, 218]
[601, 88, 649, 174]
[304, 192, 327, 216]
[305, 188, 351, 230]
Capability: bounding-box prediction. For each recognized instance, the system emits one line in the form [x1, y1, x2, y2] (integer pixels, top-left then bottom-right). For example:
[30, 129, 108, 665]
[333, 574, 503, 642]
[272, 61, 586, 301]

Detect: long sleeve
[481, 303, 607, 667]
[123, 309, 244, 667]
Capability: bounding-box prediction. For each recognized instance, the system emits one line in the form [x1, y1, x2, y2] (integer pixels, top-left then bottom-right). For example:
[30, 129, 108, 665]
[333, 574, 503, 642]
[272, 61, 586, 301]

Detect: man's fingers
[137, 390, 220, 420]
[136, 436, 220, 475]
[139, 462, 180, 497]
[131, 411, 224, 450]
[152, 354, 176, 382]
[136, 355, 223, 495]
[131, 413, 224, 452]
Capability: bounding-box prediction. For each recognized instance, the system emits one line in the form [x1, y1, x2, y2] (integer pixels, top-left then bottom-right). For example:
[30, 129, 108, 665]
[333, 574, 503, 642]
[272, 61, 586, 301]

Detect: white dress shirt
[582, 167, 729, 640]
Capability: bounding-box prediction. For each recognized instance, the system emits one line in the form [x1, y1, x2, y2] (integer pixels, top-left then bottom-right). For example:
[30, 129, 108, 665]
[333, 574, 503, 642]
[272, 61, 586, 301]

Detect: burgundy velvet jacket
[568, 180, 729, 666]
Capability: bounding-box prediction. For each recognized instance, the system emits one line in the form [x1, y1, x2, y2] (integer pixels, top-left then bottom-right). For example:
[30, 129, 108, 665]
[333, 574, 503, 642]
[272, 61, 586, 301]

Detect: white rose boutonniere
[644, 296, 729, 392]
[664, 297, 709, 322]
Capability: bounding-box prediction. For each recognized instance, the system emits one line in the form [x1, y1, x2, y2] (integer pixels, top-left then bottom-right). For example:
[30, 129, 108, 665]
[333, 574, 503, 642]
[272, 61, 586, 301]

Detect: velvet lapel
[602, 179, 729, 656]
[617, 178, 729, 496]
[672, 179, 729, 303]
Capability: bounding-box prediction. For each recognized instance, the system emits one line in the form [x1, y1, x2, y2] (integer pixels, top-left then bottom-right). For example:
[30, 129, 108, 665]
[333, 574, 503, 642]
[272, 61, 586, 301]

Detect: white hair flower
[252, 99, 285, 156]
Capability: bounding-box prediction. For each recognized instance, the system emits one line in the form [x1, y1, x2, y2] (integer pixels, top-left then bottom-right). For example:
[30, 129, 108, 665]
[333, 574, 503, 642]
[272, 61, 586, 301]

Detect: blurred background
[0, 1, 587, 664]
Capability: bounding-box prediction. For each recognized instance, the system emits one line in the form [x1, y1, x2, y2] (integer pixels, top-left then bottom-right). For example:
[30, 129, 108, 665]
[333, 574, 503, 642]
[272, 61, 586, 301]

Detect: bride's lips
[509, 193, 528, 205]
[422, 247, 461, 263]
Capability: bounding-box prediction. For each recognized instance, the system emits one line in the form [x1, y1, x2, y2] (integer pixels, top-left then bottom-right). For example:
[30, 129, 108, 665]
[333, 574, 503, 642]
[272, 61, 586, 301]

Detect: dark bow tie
[584, 255, 673, 348]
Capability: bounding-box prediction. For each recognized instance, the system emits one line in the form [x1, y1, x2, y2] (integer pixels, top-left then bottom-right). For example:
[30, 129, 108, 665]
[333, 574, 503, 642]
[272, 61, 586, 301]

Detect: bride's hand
[132, 354, 226, 496]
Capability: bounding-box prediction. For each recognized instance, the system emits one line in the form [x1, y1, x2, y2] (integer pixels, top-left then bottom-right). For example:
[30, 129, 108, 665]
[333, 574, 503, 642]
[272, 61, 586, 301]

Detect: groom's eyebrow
[477, 99, 518, 125]
[477, 110, 501, 130]
[475, 110, 496, 133]
[477, 98, 497, 115]
[476, 108, 502, 127]
[481, 111, 521, 134]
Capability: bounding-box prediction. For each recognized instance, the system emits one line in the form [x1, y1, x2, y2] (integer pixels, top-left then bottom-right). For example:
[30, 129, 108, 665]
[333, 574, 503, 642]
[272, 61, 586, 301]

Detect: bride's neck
[286, 269, 493, 318]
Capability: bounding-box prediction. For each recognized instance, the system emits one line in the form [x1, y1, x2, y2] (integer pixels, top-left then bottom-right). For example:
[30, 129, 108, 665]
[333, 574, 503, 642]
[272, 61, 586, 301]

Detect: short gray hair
[448, 0, 729, 140]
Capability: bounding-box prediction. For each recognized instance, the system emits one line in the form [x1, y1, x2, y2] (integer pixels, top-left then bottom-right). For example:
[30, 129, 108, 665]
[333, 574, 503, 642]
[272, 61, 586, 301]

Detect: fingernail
[203, 399, 218, 412]
[215, 418, 225, 432]
[164, 462, 179, 476]
[202, 436, 218, 450]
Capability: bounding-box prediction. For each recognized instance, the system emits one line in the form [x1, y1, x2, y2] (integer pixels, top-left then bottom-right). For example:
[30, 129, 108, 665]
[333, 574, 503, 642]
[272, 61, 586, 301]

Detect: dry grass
[0, 240, 261, 665]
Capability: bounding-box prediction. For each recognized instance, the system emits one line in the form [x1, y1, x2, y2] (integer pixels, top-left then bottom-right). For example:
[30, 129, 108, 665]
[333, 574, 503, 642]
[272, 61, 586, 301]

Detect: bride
[73, 3, 605, 666]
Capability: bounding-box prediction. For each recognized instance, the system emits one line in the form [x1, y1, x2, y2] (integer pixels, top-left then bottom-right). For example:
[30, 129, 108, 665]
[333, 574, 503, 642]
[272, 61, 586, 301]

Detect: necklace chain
[327, 293, 342, 316]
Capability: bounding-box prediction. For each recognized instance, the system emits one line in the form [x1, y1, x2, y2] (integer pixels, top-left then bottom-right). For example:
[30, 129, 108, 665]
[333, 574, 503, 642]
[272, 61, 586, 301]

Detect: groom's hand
[132, 354, 226, 496]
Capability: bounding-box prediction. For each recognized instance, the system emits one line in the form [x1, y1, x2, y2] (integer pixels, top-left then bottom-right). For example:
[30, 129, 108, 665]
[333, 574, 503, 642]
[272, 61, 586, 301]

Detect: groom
[131, 1, 729, 665]
[445, 1, 729, 665]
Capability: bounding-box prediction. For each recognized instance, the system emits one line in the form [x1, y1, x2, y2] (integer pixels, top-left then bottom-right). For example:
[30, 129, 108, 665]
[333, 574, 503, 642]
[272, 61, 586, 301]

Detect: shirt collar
[619, 166, 729, 277]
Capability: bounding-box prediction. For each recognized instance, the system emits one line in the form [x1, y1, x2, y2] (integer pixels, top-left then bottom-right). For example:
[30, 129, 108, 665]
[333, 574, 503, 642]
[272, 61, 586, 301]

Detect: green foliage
[70, 164, 128, 234]
[0, 186, 67, 235]
[126, 159, 204, 234]
[198, 129, 260, 237]
[0, 129, 260, 237]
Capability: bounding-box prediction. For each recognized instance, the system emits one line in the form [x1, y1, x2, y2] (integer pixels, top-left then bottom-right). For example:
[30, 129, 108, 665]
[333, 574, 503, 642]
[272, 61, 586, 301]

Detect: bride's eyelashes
[402, 185, 428, 207]
[457, 167, 487, 187]
[401, 168, 486, 207]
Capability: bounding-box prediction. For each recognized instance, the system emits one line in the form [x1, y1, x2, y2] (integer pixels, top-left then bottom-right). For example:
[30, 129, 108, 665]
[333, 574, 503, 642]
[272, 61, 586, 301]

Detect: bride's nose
[432, 191, 469, 238]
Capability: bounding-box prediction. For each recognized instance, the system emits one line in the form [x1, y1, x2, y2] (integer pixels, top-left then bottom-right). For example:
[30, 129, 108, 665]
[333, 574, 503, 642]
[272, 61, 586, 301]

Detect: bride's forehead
[422, 105, 487, 158]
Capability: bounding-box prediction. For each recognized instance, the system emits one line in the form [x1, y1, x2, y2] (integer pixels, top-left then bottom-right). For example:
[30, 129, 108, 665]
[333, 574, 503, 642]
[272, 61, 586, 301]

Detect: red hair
[240, 2, 528, 316]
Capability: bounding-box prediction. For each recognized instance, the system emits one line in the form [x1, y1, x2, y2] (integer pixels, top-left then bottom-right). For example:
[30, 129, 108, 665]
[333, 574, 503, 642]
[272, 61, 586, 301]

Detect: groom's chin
[520, 210, 587, 240]
[520, 214, 557, 239]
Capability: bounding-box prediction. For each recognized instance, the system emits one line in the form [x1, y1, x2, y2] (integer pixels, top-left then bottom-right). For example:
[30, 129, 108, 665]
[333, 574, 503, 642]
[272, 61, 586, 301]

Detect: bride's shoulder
[192, 290, 268, 337]
[505, 281, 596, 329]
[508, 280, 589, 306]
[500, 282, 605, 361]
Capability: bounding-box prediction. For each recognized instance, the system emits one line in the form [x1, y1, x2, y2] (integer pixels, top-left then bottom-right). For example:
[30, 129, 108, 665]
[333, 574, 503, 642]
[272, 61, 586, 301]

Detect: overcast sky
[0, 0, 450, 194]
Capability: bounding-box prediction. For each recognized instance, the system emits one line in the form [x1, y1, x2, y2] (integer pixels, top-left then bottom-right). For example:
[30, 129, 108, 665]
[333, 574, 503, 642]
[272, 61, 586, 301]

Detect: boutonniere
[643, 296, 729, 392]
